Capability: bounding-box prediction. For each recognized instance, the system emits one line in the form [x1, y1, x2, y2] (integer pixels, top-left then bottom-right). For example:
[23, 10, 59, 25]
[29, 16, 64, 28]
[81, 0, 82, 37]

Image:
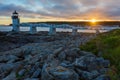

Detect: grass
[80, 29, 120, 80]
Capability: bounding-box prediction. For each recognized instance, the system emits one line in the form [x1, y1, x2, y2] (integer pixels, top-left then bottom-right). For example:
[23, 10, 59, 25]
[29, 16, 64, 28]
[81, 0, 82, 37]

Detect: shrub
[80, 29, 120, 80]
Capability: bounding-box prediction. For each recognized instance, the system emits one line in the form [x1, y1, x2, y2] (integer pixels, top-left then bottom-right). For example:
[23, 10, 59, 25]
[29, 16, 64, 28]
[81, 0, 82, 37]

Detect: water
[0, 26, 108, 33]
[0, 26, 13, 31]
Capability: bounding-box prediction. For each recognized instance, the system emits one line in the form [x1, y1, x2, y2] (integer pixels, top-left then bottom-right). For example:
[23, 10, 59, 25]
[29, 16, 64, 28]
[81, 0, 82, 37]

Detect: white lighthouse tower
[12, 11, 20, 32]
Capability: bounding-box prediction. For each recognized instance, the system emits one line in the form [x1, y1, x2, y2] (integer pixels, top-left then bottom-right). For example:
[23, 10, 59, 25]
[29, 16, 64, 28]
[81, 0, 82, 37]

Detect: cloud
[0, 3, 32, 15]
[0, 0, 120, 20]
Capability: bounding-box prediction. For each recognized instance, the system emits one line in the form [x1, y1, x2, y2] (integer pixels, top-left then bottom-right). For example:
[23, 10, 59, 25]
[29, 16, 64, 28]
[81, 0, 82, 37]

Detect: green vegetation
[80, 29, 120, 80]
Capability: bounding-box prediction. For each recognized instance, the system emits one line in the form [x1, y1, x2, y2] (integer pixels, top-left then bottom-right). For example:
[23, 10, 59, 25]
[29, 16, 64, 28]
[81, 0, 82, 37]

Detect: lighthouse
[12, 11, 20, 32]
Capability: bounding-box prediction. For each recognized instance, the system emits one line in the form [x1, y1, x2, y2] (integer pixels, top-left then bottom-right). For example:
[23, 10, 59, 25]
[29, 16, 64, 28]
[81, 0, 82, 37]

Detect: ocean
[0, 26, 108, 33]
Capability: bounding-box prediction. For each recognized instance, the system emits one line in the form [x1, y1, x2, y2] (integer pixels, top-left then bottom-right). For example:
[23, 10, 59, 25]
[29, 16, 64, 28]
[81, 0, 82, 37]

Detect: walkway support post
[72, 28, 77, 35]
[49, 24, 56, 35]
[30, 25, 37, 34]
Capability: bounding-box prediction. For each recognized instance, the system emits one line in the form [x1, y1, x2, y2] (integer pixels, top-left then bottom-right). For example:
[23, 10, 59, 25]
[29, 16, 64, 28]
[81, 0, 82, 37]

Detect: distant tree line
[10, 21, 120, 27]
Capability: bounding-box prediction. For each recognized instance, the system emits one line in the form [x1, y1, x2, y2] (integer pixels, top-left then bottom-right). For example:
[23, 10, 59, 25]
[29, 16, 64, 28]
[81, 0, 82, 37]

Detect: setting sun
[91, 19, 97, 23]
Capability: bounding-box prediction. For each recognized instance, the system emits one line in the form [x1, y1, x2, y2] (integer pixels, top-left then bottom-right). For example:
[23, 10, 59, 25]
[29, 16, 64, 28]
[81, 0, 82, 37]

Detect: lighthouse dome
[13, 10, 18, 14]
[12, 10, 19, 19]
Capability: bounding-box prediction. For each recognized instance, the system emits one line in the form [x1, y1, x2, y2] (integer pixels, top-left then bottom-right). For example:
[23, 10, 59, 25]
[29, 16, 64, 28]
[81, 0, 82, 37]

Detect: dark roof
[13, 10, 18, 14]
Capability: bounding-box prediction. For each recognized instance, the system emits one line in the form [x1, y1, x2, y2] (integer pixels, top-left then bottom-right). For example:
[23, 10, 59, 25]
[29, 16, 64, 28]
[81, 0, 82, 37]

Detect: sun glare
[91, 19, 97, 23]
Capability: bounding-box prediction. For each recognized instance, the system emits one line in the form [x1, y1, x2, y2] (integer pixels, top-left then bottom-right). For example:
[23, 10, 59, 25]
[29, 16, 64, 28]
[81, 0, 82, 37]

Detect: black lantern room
[12, 10, 19, 19]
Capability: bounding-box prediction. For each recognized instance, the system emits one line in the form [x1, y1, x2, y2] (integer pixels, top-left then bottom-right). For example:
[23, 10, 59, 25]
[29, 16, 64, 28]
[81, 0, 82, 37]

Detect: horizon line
[0, 20, 120, 25]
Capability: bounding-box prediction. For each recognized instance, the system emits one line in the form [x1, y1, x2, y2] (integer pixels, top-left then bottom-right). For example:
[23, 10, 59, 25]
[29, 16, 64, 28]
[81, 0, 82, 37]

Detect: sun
[91, 19, 97, 23]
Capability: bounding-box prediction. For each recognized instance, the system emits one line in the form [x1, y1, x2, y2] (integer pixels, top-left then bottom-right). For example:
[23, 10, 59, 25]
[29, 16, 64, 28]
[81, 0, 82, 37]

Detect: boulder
[76, 69, 100, 80]
[0, 63, 15, 72]
[24, 55, 33, 62]
[94, 75, 110, 80]
[60, 62, 74, 68]
[29, 62, 40, 75]
[96, 58, 110, 68]
[49, 66, 79, 80]
[29, 66, 36, 75]
[24, 78, 39, 80]
[65, 48, 80, 61]
[18, 69, 26, 76]
[81, 71, 100, 80]
[79, 51, 95, 57]
[28, 54, 41, 64]
[74, 56, 108, 71]
[58, 51, 66, 61]
[41, 64, 54, 80]
[99, 68, 109, 74]
[102, 60, 110, 68]
[74, 57, 87, 70]
[0, 55, 18, 63]
[2, 72, 16, 80]
[41, 63, 79, 80]
[53, 47, 63, 55]
[31, 68, 41, 78]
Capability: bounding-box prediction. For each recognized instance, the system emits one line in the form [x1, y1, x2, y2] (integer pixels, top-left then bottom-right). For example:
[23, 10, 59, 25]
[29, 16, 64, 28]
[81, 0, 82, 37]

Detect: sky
[0, 0, 120, 25]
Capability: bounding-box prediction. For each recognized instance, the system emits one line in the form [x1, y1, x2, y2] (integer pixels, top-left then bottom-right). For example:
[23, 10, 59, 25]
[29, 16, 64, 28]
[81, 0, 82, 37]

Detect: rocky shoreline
[0, 31, 110, 80]
[0, 31, 94, 52]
